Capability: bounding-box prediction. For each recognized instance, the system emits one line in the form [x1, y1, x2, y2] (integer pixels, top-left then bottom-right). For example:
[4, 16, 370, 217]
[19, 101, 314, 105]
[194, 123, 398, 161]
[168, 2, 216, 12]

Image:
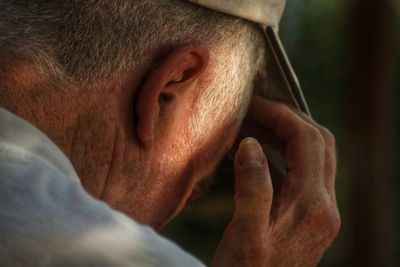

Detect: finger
[316, 127, 336, 193]
[249, 96, 325, 183]
[239, 119, 285, 153]
[286, 107, 337, 193]
[232, 137, 273, 224]
[228, 119, 284, 163]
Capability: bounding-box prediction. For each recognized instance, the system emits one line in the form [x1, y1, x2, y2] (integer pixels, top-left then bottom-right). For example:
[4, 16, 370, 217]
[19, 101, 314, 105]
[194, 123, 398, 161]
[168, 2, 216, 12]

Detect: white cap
[185, 0, 310, 115]
[187, 0, 285, 29]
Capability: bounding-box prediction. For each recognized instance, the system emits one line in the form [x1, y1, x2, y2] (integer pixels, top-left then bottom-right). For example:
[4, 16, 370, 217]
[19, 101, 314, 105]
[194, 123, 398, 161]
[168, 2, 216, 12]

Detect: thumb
[233, 137, 273, 223]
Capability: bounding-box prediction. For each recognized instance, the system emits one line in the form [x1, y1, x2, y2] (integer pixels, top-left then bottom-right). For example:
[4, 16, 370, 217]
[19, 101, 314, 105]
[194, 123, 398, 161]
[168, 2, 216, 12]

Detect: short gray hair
[0, 0, 265, 139]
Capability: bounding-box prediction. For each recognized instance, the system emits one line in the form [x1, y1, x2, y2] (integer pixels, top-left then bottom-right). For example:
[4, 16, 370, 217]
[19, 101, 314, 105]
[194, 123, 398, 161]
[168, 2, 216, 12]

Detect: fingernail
[238, 137, 264, 168]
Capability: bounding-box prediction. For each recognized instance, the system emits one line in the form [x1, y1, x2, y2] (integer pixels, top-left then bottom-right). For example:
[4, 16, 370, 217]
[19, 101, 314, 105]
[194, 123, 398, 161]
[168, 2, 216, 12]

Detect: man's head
[0, 0, 265, 228]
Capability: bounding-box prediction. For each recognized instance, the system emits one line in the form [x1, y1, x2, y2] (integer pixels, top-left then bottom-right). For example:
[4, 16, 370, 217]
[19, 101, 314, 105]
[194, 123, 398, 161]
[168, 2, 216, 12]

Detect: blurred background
[163, 0, 400, 266]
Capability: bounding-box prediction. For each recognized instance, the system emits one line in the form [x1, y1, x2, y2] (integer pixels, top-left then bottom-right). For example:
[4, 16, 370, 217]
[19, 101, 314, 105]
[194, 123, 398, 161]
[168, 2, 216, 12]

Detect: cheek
[105, 124, 239, 228]
[153, 143, 197, 196]
[149, 159, 198, 228]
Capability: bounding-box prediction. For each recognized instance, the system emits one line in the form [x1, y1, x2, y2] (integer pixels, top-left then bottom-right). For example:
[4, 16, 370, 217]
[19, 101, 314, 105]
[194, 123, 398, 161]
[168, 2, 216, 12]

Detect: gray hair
[0, 0, 265, 140]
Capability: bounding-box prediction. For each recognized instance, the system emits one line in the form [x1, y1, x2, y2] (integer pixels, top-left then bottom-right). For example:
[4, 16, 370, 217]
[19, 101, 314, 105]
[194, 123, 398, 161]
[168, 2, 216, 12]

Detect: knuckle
[305, 125, 325, 145]
[311, 196, 341, 241]
[291, 193, 340, 247]
[326, 208, 341, 239]
[319, 127, 336, 147]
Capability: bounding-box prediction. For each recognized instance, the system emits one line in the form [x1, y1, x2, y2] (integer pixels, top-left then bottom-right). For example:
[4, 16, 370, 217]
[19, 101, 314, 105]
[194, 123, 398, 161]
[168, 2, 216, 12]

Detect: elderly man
[0, 0, 340, 266]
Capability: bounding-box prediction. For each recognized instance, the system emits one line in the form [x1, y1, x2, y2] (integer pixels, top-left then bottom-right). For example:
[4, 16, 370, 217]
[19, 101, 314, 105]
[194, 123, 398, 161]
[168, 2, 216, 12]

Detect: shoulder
[0, 147, 205, 267]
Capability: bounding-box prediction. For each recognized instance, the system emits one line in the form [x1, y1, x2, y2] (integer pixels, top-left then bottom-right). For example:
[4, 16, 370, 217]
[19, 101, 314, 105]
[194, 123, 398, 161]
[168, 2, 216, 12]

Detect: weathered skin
[0, 44, 339, 266]
[212, 96, 340, 267]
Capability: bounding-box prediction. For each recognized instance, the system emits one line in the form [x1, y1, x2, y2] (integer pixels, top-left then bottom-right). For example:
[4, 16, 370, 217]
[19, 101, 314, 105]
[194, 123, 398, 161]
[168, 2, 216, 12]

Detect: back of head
[0, 0, 266, 137]
[0, 0, 264, 81]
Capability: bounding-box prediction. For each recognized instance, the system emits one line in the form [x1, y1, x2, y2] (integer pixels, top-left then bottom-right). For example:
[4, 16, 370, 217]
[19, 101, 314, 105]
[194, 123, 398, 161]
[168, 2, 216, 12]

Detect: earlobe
[135, 44, 209, 149]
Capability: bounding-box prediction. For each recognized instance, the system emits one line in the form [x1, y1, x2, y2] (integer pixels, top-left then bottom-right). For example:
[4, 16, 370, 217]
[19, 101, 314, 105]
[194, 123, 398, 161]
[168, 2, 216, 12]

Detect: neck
[0, 79, 120, 198]
[1, 77, 78, 155]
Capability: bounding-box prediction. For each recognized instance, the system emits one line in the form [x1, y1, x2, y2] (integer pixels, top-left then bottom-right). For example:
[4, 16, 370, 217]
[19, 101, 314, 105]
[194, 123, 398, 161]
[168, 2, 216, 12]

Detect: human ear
[135, 44, 209, 148]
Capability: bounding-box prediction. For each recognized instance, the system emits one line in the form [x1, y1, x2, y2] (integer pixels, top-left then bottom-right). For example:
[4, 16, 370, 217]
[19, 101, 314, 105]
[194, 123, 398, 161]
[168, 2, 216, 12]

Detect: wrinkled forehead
[186, 0, 286, 29]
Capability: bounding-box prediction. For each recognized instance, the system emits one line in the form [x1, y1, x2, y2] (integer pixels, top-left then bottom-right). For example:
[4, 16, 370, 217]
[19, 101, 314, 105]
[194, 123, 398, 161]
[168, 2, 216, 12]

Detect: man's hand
[212, 96, 340, 267]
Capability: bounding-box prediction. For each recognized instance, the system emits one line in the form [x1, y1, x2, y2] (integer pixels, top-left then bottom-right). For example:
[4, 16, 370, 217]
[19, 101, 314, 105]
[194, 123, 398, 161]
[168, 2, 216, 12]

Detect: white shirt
[0, 107, 206, 267]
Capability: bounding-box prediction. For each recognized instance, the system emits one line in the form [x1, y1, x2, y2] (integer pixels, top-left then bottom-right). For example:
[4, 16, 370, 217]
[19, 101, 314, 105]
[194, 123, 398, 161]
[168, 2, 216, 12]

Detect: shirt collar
[0, 107, 80, 183]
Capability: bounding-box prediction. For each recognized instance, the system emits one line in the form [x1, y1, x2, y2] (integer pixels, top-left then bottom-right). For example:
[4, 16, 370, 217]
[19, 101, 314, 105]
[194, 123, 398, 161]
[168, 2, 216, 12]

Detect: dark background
[164, 0, 400, 266]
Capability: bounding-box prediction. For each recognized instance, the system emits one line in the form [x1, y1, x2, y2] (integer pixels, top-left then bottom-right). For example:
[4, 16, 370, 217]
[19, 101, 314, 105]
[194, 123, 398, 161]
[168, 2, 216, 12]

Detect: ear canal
[158, 93, 174, 105]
